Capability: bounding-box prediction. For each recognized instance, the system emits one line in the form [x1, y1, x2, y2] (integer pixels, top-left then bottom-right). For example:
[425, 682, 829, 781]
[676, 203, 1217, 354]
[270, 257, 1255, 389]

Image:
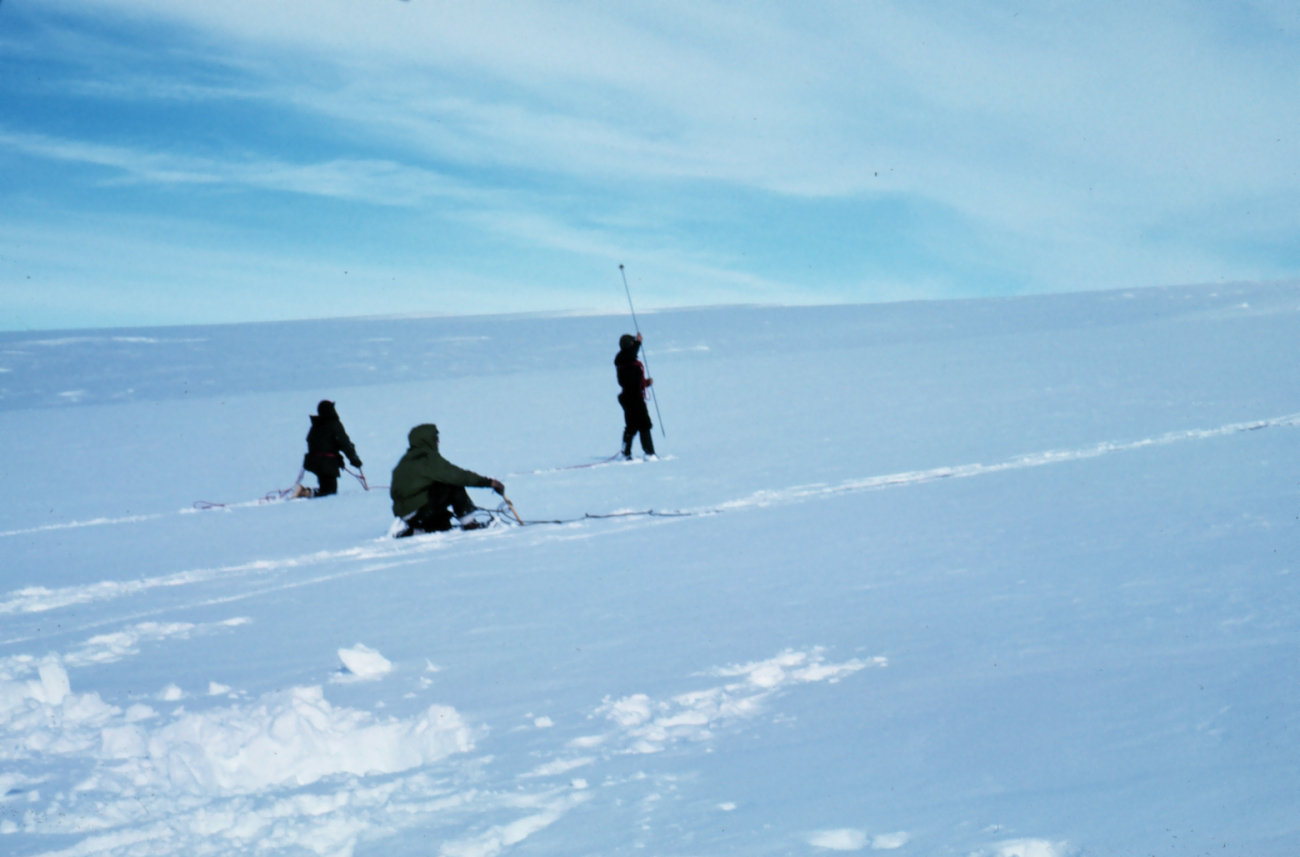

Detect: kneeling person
[390, 423, 504, 537]
[296, 400, 362, 498]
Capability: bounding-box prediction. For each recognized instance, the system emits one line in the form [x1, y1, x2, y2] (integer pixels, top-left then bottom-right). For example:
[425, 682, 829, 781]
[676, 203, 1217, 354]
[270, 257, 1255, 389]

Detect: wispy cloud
[65, 1, 1297, 199]
[0, 130, 461, 207]
[4, 0, 1299, 328]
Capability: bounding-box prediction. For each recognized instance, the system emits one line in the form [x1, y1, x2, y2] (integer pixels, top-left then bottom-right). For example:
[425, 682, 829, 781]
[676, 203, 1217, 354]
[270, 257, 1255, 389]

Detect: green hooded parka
[390, 424, 493, 517]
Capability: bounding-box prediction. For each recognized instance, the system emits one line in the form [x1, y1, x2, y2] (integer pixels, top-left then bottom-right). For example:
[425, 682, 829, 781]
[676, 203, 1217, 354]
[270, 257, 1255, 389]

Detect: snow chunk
[594, 648, 879, 755]
[3, 653, 477, 852]
[809, 828, 867, 850]
[35, 660, 71, 705]
[872, 831, 911, 849]
[132, 685, 473, 795]
[0, 657, 74, 710]
[0, 658, 120, 761]
[335, 644, 393, 681]
[600, 693, 653, 727]
[101, 724, 148, 759]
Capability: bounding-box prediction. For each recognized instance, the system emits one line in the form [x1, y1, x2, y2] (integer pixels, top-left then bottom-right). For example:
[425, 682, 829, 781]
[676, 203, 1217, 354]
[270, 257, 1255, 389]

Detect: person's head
[409, 423, 439, 449]
[619, 334, 637, 351]
[317, 400, 338, 419]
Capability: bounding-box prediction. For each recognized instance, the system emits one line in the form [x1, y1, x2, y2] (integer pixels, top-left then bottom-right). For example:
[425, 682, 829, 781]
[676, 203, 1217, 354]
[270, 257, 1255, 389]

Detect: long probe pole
[619, 264, 664, 436]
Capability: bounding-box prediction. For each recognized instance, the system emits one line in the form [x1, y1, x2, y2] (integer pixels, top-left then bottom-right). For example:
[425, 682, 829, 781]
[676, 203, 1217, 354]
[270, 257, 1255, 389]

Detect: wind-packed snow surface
[2, 284, 1298, 857]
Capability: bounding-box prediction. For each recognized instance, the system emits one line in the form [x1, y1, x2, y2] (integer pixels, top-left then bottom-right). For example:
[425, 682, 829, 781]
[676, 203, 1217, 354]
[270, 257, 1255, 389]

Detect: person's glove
[490, 479, 505, 495]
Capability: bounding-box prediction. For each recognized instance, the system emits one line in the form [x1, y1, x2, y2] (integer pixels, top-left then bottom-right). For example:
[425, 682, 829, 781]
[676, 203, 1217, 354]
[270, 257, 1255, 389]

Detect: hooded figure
[299, 400, 362, 497]
[390, 423, 504, 536]
[615, 333, 655, 458]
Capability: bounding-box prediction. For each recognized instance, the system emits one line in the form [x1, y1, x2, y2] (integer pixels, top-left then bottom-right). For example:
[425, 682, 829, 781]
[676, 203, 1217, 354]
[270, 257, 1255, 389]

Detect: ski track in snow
[0, 525, 518, 622]
[3, 411, 1296, 623]
[715, 411, 1300, 512]
[1, 631, 877, 857]
[0, 513, 169, 540]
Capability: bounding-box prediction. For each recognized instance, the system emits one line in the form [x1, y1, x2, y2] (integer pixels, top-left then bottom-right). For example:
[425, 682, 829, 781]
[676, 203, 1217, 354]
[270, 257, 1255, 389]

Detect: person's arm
[427, 452, 496, 489]
[634, 334, 652, 387]
[440, 460, 505, 495]
[334, 423, 362, 468]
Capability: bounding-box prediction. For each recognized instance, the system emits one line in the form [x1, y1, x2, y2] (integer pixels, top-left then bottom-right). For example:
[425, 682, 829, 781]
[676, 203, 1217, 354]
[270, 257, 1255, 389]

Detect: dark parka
[390, 424, 493, 517]
[615, 339, 652, 431]
[303, 402, 361, 478]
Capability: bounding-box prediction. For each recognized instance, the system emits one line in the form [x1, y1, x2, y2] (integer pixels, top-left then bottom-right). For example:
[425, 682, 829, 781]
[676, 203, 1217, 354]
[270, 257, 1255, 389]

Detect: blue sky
[2, 1, 1298, 331]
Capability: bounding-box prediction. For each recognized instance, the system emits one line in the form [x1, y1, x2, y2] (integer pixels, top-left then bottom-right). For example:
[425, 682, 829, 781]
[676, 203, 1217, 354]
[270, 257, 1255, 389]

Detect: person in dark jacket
[615, 333, 655, 459]
[390, 423, 504, 536]
[295, 400, 362, 498]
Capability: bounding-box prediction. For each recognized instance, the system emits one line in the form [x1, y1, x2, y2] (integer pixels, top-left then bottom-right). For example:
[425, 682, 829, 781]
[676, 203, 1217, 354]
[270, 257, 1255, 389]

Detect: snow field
[1, 283, 1298, 855]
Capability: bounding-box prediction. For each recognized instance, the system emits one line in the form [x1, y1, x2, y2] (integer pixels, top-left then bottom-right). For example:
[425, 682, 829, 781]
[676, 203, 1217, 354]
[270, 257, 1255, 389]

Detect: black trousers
[312, 471, 338, 497]
[405, 483, 478, 532]
[304, 452, 341, 497]
[619, 394, 655, 456]
[622, 425, 655, 456]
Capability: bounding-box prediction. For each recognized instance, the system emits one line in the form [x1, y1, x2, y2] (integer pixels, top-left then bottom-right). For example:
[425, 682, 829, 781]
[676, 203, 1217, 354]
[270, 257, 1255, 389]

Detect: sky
[2, 0, 1298, 331]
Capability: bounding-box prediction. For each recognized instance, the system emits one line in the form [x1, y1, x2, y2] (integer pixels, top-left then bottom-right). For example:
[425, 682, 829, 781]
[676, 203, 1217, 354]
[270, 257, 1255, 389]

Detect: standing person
[294, 400, 363, 498]
[615, 333, 655, 459]
[390, 423, 505, 537]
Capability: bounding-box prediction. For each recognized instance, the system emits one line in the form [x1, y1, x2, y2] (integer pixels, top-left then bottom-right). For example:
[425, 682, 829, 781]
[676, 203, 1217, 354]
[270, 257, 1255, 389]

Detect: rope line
[194, 469, 307, 510]
[472, 501, 699, 529]
[344, 465, 388, 491]
[505, 451, 625, 477]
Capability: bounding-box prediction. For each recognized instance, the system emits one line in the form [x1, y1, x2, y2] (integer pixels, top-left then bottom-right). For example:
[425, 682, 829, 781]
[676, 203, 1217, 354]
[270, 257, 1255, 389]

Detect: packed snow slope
[2, 283, 1298, 857]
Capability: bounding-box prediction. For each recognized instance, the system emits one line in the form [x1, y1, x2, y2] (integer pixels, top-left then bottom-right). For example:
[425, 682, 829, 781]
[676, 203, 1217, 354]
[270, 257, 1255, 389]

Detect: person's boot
[455, 503, 490, 530]
[424, 510, 454, 532]
[398, 507, 454, 536]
